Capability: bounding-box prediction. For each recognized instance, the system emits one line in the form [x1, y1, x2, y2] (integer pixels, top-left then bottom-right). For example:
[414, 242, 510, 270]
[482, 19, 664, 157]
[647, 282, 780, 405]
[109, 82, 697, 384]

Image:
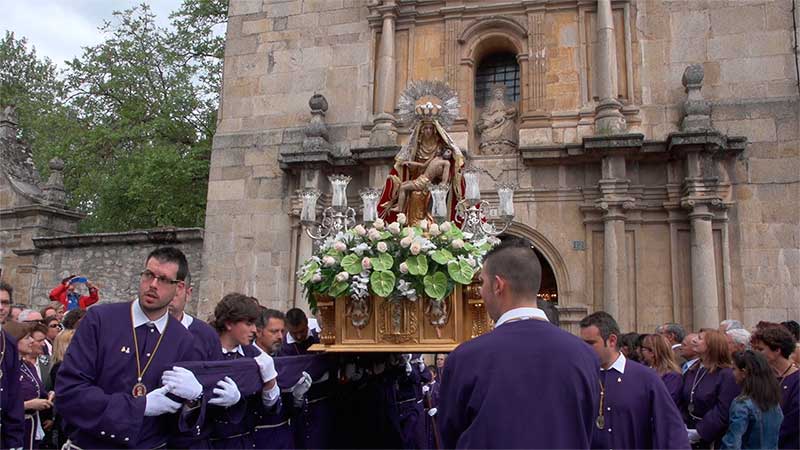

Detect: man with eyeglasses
[0, 281, 26, 448]
[56, 247, 207, 449]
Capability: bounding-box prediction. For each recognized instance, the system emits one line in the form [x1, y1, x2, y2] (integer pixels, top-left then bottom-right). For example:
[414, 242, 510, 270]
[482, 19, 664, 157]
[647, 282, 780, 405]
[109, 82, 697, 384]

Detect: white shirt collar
[494, 307, 549, 328]
[602, 352, 627, 374]
[286, 332, 297, 344]
[222, 345, 245, 356]
[253, 342, 266, 355]
[179, 312, 194, 329]
[671, 343, 681, 350]
[131, 300, 169, 334]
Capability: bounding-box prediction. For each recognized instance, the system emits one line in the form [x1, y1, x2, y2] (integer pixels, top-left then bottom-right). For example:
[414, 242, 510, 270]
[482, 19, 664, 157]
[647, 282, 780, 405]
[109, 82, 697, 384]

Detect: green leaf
[341, 254, 362, 274]
[298, 261, 319, 284]
[405, 255, 429, 276]
[329, 281, 349, 297]
[423, 271, 448, 300]
[448, 259, 475, 285]
[370, 270, 396, 298]
[372, 253, 394, 271]
[431, 249, 455, 265]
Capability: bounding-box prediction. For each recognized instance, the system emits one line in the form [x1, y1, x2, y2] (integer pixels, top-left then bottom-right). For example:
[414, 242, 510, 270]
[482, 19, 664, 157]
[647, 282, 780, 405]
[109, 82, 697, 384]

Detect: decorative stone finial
[43, 157, 67, 206]
[680, 64, 711, 131]
[0, 105, 19, 140]
[302, 93, 331, 152]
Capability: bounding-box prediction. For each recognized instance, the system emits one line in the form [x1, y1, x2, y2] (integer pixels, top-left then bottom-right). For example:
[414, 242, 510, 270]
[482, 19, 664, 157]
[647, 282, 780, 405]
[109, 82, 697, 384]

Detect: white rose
[399, 262, 409, 274]
[418, 219, 428, 231]
[451, 239, 464, 249]
[368, 228, 382, 241]
[428, 223, 440, 236]
[440, 222, 452, 233]
[322, 255, 336, 267]
[373, 218, 385, 230]
[361, 257, 372, 270]
[410, 242, 422, 256]
[333, 241, 347, 252]
[397, 213, 407, 225]
[354, 224, 367, 236]
[400, 236, 413, 248]
[311, 273, 323, 283]
[387, 222, 401, 234]
[335, 271, 350, 282]
[377, 242, 388, 253]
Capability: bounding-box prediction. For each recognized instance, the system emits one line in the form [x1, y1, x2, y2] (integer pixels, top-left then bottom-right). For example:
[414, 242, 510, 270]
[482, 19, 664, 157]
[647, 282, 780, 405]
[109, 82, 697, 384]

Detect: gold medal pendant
[596, 415, 605, 429]
[132, 382, 148, 397]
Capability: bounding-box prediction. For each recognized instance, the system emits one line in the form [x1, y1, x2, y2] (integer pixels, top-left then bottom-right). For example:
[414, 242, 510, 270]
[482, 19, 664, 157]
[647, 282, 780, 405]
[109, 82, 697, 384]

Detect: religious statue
[377, 81, 465, 226]
[476, 84, 518, 155]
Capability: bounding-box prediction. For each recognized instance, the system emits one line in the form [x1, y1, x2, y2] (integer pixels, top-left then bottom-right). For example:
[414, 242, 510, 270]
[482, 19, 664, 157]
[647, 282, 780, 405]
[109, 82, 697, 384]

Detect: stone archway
[504, 221, 572, 306]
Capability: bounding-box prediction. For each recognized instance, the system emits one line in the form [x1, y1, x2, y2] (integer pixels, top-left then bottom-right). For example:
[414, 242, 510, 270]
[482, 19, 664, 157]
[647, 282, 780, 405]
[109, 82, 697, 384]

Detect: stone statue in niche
[476, 84, 518, 155]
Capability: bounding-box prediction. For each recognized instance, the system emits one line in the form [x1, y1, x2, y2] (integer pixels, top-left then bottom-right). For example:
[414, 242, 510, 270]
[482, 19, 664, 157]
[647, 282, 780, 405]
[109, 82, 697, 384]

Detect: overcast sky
[2, 0, 181, 69]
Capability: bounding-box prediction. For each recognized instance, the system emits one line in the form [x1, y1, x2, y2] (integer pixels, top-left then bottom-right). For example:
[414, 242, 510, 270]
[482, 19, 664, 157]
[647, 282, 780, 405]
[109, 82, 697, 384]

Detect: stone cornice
[0, 204, 85, 221]
[32, 228, 204, 249]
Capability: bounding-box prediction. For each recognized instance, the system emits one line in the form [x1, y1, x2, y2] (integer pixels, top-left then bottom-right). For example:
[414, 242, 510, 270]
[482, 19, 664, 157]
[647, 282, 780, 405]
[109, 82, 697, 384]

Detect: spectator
[721, 351, 783, 450]
[779, 321, 800, 366]
[0, 281, 12, 324]
[619, 332, 641, 362]
[10, 303, 25, 322]
[19, 309, 44, 324]
[641, 333, 683, 406]
[720, 320, 744, 332]
[680, 333, 701, 373]
[47, 301, 65, 322]
[658, 322, 687, 349]
[48, 275, 99, 311]
[726, 328, 751, 356]
[48, 329, 75, 450]
[750, 325, 799, 450]
[39, 305, 57, 322]
[60, 308, 86, 330]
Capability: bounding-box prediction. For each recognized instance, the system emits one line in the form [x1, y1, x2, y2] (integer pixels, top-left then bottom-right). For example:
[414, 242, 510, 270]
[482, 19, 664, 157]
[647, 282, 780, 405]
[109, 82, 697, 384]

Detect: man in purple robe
[0, 281, 25, 449]
[170, 272, 220, 360]
[277, 308, 320, 356]
[579, 312, 690, 449]
[438, 237, 600, 449]
[56, 247, 206, 449]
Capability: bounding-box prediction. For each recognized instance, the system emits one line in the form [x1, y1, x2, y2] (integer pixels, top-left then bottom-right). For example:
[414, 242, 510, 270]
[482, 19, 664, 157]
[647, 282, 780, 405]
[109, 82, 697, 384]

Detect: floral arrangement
[297, 213, 497, 310]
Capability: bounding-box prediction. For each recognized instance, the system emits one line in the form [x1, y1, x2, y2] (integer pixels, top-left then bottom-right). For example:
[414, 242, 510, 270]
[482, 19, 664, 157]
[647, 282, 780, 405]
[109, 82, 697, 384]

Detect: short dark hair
[579, 311, 620, 343]
[0, 281, 13, 303]
[659, 323, 686, 342]
[781, 320, 800, 341]
[256, 307, 285, 329]
[285, 308, 308, 328]
[62, 308, 87, 330]
[619, 332, 641, 350]
[483, 237, 541, 297]
[146, 247, 189, 281]
[752, 325, 797, 359]
[212, 293, 260, 333]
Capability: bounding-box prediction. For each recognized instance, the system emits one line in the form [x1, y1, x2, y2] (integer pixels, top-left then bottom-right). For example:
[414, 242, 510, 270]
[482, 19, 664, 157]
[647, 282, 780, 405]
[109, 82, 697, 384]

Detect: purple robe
[1, 332, 25, 449]
[56, 302, 199, 449]
[208, 345, 262, 450]
[188, 317, 221, 361]
[778, 370, 799, 450]
[438, 319, 600, 449]
[661, 371, 683, 407]
[290, 355, 336, 450]
[590, 360, 690, 449]
[20, 360, 46, 450]
[679, 365, 741, 447]
[277, 330, 320, 357]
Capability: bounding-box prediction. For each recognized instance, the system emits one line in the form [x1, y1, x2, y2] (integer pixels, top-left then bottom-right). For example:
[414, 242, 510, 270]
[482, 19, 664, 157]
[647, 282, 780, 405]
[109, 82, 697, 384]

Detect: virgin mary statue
[377, 81, 466, 226]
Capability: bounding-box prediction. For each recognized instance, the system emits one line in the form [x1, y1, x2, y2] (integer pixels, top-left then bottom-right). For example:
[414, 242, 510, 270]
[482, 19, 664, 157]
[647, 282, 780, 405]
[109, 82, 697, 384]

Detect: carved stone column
[683, 199, 720, 329]
[593, 0, 626, 134]
[369, 1, 398, 147]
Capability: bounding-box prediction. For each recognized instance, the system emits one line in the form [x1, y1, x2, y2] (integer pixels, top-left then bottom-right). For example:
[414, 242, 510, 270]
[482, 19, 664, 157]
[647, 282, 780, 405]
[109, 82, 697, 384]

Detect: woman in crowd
[641, 333, 682, 406]
[680, 329, 741, 449]
[49, 329, 75, 449]
[619, 332, 641, 362]
[721, 350, 783, 449]
[7, 322, 54, 450]
[750, 324, 798, 450]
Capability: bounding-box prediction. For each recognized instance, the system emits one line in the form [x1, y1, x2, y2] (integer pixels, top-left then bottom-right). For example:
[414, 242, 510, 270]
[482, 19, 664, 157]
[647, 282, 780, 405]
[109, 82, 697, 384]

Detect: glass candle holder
[463, 168, 481, 203]
[429, 184, 450, 221]
[329, 174, 352, 209]
[300, 189, 321, 223]
[496, 183, 516, 217]
[359, 188, 382, 223]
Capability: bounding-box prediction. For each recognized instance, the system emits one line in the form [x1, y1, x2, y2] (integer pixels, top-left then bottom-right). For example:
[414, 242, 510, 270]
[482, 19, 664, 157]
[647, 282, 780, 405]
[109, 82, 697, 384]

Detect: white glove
[687, 428, 701, 443]
[161, 366, 203, 401]
[254, 352, 278, 383]
[292, 372, 313, 406]
[422, 384, 430, 394]
[144, 386, 182, 416]
[428, 407, 438, 417]
[410, 355, 425, 372]
[209, 376, 241, 407]
[402, 353, 413, 375]
[261, 383, 280, 407]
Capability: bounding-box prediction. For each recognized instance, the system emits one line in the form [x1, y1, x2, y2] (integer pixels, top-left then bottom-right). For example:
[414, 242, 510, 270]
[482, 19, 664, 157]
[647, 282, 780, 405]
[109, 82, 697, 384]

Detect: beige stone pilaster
[594, 0, 626, 134]
[683, 200, 719, 329]
[369, 1, 398, 147]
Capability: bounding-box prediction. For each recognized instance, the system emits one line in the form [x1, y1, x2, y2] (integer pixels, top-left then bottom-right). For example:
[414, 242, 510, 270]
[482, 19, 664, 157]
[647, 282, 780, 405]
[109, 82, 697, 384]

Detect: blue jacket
[721, 397, 783, 450]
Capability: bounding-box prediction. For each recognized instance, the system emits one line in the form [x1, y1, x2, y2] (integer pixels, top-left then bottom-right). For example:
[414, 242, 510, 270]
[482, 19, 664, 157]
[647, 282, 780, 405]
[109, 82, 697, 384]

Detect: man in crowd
[9, 304, 24, 322]
[18, 309, 43, 324]
[254, 308, 285, 356]
[678, 332, 700, 374]
[0, 281, 25, 448]
[56, 247, 205, 449]
[718, 319, 743, 332]
[657, 322, 687, 365]
[169, 272, 220, 360]
[725, 328, 751, 356]
[49, 275, 100, 311]
[438, 238, 600, 448]
[278, 308, 320, 356]
[580, 312, 690, 449]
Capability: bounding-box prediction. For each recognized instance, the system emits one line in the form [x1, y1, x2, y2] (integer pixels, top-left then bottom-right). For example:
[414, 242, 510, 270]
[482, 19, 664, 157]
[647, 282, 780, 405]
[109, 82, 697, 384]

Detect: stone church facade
[199, 0, 799, 332]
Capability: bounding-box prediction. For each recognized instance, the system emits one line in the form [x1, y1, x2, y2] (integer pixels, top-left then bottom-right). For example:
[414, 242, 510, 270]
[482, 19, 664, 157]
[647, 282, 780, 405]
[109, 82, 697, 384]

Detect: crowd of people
[0, 240, 797, 450]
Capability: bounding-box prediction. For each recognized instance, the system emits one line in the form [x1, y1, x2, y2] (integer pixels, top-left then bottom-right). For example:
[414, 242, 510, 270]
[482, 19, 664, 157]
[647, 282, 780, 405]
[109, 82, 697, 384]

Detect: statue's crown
[414, 101, 442, 121]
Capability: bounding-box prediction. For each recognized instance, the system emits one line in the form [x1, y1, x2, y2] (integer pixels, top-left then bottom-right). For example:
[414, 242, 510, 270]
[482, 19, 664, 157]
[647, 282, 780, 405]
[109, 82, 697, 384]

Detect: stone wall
[22, 229, 204, 311]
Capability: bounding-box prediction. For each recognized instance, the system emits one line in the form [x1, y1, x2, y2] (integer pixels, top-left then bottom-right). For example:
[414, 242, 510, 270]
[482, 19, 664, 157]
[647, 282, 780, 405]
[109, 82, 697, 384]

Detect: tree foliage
[0, 1, 228, 232]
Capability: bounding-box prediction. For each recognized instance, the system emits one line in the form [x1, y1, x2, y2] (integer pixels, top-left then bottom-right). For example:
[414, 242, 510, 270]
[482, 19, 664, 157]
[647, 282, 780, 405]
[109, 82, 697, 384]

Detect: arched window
[474, 52, 520, 107]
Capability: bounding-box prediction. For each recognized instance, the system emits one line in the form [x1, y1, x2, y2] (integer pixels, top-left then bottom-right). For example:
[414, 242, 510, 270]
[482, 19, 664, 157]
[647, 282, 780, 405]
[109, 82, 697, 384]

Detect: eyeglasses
[140, 270, 181, 285]
[0, 300, 11, 306]
[49, 323, 62, 329]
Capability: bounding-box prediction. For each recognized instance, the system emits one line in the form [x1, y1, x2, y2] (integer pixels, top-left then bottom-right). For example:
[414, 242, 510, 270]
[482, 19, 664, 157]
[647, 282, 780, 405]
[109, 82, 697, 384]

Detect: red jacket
[49, 283, 99, 310]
